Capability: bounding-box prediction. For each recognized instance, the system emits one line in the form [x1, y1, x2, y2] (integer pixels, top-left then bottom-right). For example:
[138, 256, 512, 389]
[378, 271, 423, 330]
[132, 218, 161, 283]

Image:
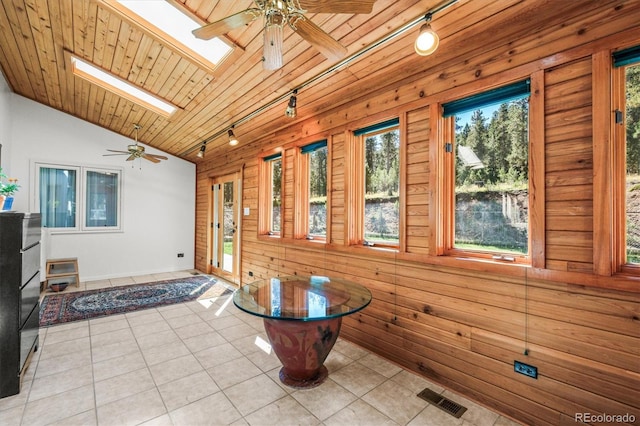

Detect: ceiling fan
[192, 0, 376, 70]
[104, 125, 168, 164]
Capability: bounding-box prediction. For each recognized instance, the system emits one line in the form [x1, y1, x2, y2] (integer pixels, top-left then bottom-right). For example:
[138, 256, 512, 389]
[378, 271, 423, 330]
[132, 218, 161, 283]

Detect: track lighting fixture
[228, 128, 239, 146]
[196, 142, 206, 158]
[414, 13, 439, 56]
[285, 90, 298, 118]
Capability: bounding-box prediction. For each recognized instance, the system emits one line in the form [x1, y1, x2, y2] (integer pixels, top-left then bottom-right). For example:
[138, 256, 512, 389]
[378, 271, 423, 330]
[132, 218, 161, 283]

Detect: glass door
[211, 172, 240, 283]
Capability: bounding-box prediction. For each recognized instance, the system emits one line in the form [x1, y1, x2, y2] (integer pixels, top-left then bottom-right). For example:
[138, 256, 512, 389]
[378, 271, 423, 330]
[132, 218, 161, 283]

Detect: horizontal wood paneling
[193, 1, 640, 424]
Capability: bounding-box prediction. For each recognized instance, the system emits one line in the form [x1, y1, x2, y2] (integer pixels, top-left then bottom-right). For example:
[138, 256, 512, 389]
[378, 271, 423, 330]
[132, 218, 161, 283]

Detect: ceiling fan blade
[193, 9, 261, 40]
[292, 17, 347, 61]
[298, 0, 375, 14]
[103, 153, 129, 156]
[106, 149, 131, 154]
[146, 154, 169, 160]
[126, 154, 137, 161]
[142, 154, 161, 163]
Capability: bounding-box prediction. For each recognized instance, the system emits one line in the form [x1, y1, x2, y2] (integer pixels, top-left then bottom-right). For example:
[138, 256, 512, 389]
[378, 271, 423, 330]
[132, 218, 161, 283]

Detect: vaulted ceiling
[0, 0, 624, 162]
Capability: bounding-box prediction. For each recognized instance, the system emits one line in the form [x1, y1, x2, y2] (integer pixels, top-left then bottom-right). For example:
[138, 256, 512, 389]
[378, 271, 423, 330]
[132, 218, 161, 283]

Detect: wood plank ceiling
[0, 0, 621, 162]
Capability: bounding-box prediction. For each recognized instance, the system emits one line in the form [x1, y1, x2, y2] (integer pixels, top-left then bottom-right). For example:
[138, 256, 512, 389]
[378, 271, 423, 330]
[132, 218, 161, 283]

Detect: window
[441, 80, 531, 259]
[85, 170, 120, 228]
[36, 163, 122, 232]
[299, 140, 328, 240]
[353, 119, 401, 247]
[260, 154, 282, 236]
[613, 46, 640, 268]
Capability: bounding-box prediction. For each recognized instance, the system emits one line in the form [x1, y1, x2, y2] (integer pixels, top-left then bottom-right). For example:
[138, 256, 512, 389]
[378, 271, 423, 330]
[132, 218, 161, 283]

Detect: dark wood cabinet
[0, 212, 41, 398]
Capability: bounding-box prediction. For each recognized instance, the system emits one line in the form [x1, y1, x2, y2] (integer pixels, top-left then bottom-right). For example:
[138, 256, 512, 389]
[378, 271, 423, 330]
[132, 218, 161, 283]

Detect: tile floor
[0, 270, 522, 426]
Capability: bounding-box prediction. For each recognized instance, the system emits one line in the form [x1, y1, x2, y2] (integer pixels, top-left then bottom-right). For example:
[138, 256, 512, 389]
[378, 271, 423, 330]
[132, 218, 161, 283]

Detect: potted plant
[0, 168, 20, 211]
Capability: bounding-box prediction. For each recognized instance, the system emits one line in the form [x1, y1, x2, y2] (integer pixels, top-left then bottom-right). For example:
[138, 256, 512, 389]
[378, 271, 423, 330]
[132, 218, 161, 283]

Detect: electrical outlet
[514, 360, 538, 379]
[177, 253, 184, 258]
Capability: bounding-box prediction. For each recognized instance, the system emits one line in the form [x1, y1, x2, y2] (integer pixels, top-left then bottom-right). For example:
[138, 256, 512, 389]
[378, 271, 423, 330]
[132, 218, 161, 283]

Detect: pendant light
[285, 90, 298, 118]
[414, 13, 439, 56]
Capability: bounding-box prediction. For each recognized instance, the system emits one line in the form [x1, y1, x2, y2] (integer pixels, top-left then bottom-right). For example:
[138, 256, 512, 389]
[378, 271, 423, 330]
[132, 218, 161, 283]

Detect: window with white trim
[36, 163, 122, 232]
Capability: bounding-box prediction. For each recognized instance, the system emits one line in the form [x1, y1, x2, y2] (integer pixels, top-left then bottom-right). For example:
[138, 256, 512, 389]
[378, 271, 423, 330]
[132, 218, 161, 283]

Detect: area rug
[40, 275, 232, 327]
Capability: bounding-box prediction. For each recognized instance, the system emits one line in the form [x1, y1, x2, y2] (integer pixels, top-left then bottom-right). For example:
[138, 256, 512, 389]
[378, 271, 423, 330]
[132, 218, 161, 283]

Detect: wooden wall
[196, 1, 640, 424]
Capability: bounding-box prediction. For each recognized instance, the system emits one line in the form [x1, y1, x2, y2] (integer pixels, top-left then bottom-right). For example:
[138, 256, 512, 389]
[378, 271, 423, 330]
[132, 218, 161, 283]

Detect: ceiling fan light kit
[192, 0, 376, 71]
[103, 124, 168, 165]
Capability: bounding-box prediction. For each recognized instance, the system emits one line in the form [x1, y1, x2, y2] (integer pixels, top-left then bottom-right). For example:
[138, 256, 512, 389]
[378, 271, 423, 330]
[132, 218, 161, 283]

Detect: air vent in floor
[417, 388, 467, 418]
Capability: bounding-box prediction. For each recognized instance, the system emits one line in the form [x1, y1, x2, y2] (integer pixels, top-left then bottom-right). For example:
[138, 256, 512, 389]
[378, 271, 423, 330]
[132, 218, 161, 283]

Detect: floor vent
[417, 388, 467, 418]
[190, 271, 200, 275]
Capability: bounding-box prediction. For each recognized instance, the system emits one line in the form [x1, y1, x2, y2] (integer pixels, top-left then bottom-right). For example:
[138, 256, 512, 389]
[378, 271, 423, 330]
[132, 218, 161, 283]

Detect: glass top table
[233, 275, 372, 388]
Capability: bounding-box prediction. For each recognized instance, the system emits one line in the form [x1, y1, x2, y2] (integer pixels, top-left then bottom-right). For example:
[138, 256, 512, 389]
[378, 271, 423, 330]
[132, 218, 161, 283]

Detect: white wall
[8, 94, 196, 281]
[0, 71, 11, 171]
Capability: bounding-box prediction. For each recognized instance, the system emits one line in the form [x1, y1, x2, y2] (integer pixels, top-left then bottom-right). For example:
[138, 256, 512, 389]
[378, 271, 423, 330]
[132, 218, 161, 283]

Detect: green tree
[627, 65, 640, 174]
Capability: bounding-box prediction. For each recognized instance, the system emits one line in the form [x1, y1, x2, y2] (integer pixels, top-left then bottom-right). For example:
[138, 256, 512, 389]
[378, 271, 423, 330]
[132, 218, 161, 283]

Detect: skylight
[68, 53, 178, 116]
[115, 0, 233, 66]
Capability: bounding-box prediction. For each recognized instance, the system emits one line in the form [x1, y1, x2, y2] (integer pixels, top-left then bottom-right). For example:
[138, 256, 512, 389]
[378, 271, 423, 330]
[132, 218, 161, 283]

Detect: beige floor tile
[291, 379, 358, 421]
[168, 392, 242, 425]
[358, 352, 403, 378]
[165, 313, 205, 330]
[96, 388, 166, 426]
[333, 339, 370, 360]
[243, 395, 320, 426]
[109, 276, 135, 286]
[0, 403, 24, 426]
[88, 317, 130, 336]
[38, 336, 91, 360]
[228, 333, 266, 356]
[245, 346, 282, 373]
[131, 318, 172, 338]
[126, 309, 164, 326]
[90, 327, 136, 349]
[172, 320, 214, 340]
[223, 375, 288, 416]
[94, 367, 156, 407]
[324, 399, 398, 426]
[361, 379, 429, 425]
[217, 323, 259, 342]
[158, 304, 193, 320]
[21, 384, 95, 426]
[92, 350, 146, 382]
[0, 379, 31, 411]
[390, 369, 445, 394]
[193, 342, 243, 370]
[135, 329, 181, 350]
[49, 409, 97, 426]
[330, 361, 387, 397]
[28, 364, 93, 402]
[206, 357, 263, 389]
[148, 354, 204, 386]
[157, 371, 220, 412]
[207, 314, 246, 331]
[34, 349, 91, 379]
[181, 330, 227, 353]
[139, 413, 174, 426]
[131, 274, 157, 284]
[141, 341, 191, 366]
[91, 338, 140, 364]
